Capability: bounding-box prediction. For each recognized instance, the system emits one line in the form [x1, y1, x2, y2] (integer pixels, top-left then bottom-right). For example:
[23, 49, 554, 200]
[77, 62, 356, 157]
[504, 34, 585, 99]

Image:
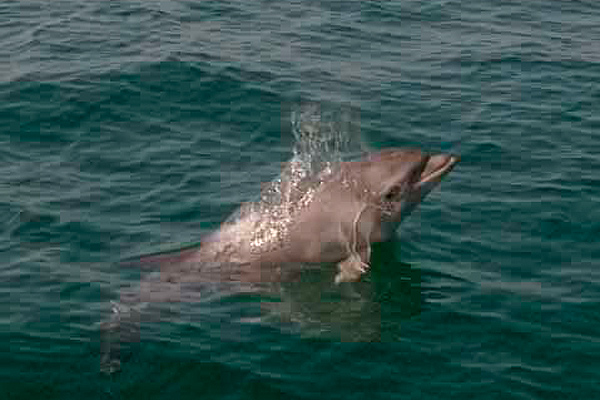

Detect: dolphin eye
[383, 185, 402, 202]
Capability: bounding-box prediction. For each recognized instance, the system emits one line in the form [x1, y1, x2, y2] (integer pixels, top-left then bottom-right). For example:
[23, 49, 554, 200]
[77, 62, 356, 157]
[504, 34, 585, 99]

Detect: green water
[2, 0, 599, 398]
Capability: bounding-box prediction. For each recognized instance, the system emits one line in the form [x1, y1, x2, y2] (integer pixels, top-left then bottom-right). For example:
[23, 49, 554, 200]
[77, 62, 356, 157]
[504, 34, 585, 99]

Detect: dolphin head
[282, 147, 460, 281]
[341, 148, 459, 242]
[381, 149, 458, 220]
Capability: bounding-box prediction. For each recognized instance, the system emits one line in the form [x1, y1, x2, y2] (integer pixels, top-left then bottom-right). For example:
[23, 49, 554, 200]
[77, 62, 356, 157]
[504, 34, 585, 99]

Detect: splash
[220, 103, 366, 256]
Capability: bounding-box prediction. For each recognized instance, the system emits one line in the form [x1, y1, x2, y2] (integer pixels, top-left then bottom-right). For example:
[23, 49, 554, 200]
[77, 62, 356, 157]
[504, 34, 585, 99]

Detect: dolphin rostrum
[135, 148, 459, 285]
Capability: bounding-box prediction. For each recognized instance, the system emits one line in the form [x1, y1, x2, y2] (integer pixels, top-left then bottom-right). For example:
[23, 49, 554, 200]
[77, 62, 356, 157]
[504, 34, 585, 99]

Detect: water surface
[2, 0, 599, 398]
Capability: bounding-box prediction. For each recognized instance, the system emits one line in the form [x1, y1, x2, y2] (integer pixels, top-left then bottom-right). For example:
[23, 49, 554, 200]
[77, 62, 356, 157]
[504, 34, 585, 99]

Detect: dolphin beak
[417, 154, 460, 188]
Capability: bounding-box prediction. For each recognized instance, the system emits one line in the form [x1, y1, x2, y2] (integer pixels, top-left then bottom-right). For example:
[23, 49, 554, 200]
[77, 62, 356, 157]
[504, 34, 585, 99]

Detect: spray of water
[220, 102, 367, 256]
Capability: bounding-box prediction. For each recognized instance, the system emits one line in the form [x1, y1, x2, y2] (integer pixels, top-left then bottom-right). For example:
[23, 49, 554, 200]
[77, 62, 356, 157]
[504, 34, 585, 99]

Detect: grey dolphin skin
[139, 148, 459, 284]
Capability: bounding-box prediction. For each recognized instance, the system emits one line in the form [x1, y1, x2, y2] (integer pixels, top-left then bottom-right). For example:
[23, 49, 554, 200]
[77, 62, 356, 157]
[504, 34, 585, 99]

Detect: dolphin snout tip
[442, 154, 460, 173]
[417, 152, 460, 186]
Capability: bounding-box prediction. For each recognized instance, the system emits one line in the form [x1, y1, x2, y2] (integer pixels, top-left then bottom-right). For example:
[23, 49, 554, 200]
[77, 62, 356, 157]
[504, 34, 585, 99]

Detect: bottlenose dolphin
[101, 148, 458, 373]
[135, 148, 459, 284]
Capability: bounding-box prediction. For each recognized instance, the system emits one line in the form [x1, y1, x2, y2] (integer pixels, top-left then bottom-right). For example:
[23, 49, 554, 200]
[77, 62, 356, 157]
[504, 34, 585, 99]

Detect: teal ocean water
[2, 0, 599, 398]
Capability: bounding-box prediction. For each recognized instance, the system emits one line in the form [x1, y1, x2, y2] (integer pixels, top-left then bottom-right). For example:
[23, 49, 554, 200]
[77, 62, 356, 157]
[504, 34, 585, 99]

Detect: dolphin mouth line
[417, 155, 460, 187]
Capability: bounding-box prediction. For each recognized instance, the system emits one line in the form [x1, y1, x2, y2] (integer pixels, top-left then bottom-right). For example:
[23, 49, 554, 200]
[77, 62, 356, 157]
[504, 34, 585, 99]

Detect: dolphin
[134, 148, 459, 285]
[101, 148, 458, 373]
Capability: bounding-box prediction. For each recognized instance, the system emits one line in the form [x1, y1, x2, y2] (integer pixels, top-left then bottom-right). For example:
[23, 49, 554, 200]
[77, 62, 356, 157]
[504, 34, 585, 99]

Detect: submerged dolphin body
[147, 148, 459, 284]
